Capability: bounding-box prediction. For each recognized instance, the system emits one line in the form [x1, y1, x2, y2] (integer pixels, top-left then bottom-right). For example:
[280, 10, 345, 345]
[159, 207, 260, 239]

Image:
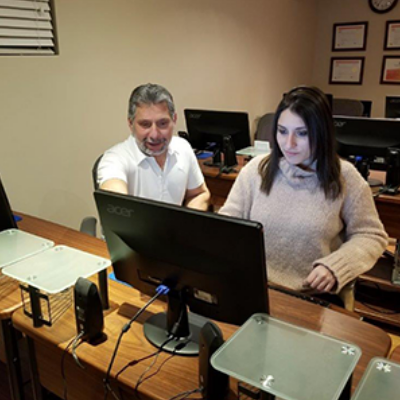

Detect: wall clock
[369, 0, 398, 13]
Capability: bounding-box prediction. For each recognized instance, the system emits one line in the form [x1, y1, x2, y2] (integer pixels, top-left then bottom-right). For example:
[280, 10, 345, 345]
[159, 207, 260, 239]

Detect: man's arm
[99, 179, 128, 195]
[184, 183, 210, 211]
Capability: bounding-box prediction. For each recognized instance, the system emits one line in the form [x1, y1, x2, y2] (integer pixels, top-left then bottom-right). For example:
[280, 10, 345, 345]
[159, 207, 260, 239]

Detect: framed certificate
[381, 56, 400, 84]
[384, 20, 400, 50]
[329, 57, 365, 85]
[332, 22, 368, 51]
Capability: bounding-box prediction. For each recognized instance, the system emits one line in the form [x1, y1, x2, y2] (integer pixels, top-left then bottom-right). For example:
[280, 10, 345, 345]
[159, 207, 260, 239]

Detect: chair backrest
[332, 98, 364, 117]
[255, 113, 275, 143]
[92, 154, 103, 190]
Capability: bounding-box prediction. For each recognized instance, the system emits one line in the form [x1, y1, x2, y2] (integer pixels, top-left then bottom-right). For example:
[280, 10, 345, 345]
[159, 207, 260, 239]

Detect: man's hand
[184, 183, 210, 211]
[303, 265, 336, 293]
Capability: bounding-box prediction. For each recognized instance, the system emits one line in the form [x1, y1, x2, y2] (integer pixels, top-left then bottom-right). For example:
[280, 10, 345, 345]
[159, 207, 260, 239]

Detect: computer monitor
[94, 190, 268, 355]
[184, 109, 251, 169]
[385, 96, 400, 118]
[334, 116, 400, 190]
[0, 176, 17, 231]
[360, 100, 372, 118]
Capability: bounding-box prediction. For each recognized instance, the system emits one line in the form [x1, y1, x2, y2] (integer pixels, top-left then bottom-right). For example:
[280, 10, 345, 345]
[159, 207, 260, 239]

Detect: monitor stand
[203, 136, 238, 174]
[143, 293, 208, 356]
[204, 148, 222, 168]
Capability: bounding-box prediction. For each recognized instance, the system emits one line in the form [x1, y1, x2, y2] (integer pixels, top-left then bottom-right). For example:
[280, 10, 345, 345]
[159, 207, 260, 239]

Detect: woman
[220, 86, 388, 294]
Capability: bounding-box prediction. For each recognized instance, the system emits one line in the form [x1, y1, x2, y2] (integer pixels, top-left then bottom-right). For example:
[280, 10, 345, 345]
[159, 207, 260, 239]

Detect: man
[97, 83, 210, 210]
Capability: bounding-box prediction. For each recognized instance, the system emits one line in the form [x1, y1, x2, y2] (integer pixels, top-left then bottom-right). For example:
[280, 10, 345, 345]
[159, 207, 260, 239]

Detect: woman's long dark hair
[259, 86, 342, 200]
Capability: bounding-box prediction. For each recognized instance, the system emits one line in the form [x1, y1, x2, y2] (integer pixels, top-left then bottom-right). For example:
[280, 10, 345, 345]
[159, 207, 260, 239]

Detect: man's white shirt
[97, 135, 204, 205]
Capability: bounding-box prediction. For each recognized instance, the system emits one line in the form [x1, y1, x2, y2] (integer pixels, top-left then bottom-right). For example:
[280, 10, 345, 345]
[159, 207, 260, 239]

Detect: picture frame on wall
[384, 20, 400, 50]
[332, 22, 368, 51]
[329, 57, 365, 85]
[381, 56, 400, 84]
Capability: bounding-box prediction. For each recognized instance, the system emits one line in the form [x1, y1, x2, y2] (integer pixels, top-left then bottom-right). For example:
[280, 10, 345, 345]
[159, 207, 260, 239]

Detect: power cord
[72, 331, 85, 369]
[103, 284, 170, 400]
[133, 338, 190, 394]
[168, 387, 203, 400]
[61, 332, 84, 400]
[373, 186, 391, 198]
[133, 337, 175, 395]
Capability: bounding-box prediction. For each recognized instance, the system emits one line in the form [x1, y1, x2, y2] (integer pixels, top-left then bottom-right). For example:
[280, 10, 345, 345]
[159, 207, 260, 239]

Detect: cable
[373, 187, 390, 198]
[115, 349, 161, 380]
[103, 284, 170, 400]
[61, 334, 82, 400]
[71, 331, 85, 369]
[134, 337, 177, 393]
[168, 387, 203, 400]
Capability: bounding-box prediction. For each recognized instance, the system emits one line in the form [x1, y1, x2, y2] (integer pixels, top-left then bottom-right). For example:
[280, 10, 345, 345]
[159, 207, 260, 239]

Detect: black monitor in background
[334, 116, 400, 190]
[385, 96, 400, 118]
[184, 109, 251, 170]
[325, 93, 333, 110]
[0, 176, 17, 231]
[94, 190, 268, 356]
[360, 100, 372, 117]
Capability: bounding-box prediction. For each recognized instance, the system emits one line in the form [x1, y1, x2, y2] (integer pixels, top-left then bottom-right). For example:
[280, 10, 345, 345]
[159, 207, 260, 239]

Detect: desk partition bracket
[98, 270, 109, 310]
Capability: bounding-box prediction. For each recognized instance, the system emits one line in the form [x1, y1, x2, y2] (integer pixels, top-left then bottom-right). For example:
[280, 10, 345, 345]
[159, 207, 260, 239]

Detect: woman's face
[276, 108, 311, 167]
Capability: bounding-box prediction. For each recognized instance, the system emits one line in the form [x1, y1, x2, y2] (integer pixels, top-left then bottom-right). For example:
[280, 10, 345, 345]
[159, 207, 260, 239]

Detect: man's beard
[136, 136, 169, 157]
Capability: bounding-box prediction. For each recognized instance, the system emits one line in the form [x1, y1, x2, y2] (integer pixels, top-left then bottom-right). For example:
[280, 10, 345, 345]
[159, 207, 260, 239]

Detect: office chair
[332, 98, 364, 117]
[254, 113, 275, 143]
[79, 155, 103, 237]
[338, 280, 356, 312]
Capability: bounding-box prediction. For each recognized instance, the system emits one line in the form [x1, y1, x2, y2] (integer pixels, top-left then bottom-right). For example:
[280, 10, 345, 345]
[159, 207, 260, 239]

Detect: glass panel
[351, 357, 400, 400]
[211, 313, 361, 400]
[0, 229, 53, 268]
[2, 245, 110, 293]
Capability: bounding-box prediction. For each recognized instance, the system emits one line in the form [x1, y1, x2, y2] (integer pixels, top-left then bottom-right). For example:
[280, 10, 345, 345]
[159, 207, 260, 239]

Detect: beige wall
[313, 0, 400, 117]
[0, 0, 318, 229]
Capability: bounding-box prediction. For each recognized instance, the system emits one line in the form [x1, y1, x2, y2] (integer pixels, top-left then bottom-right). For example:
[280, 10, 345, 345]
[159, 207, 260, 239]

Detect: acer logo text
[107, 204, 134, 217]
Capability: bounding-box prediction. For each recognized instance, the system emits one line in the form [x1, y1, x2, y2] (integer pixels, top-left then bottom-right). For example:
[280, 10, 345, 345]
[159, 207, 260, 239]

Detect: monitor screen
[334, 116, 400, 170]
[385, 96, 400, 119]
[184, 109, 251, 154]
[94, 190, 269, 355]
[0, 176, 17, 231]
[360, 100, 372, 118]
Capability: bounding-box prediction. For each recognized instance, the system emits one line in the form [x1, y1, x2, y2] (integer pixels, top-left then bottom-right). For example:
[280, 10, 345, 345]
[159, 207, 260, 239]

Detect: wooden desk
[11, 213, 391, 400]
[0, 218, 36, 400]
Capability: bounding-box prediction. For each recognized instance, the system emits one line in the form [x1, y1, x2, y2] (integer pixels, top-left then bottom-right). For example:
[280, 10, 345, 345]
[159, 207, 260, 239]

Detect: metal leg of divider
[26, 336, 43, 400]
[2, 318, 24, 400]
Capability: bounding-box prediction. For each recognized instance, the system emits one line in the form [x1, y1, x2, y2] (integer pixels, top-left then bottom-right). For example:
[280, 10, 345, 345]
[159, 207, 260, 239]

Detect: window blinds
[0, 0, 57, 55]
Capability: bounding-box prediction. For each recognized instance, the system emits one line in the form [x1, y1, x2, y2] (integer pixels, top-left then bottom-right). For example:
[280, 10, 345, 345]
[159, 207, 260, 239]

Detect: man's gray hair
[128, 83, 175, 121]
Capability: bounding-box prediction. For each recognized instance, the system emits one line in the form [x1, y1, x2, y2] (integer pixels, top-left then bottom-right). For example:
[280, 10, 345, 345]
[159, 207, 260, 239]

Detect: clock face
[369, 0, 398, 13]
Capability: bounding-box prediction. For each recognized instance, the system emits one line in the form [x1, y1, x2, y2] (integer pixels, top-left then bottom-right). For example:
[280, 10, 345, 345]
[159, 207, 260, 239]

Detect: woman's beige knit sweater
[219, 156, 388, 292]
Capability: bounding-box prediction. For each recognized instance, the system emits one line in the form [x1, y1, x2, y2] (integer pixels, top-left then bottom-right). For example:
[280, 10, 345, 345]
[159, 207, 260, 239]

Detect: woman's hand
[303, 265, 336, 293]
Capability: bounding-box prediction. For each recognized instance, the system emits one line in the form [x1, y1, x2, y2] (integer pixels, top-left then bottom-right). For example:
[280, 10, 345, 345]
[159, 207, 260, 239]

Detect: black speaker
[74, 277, 104, 342]
[199, 322, 229, 400]
[222, 135, 237, 168]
